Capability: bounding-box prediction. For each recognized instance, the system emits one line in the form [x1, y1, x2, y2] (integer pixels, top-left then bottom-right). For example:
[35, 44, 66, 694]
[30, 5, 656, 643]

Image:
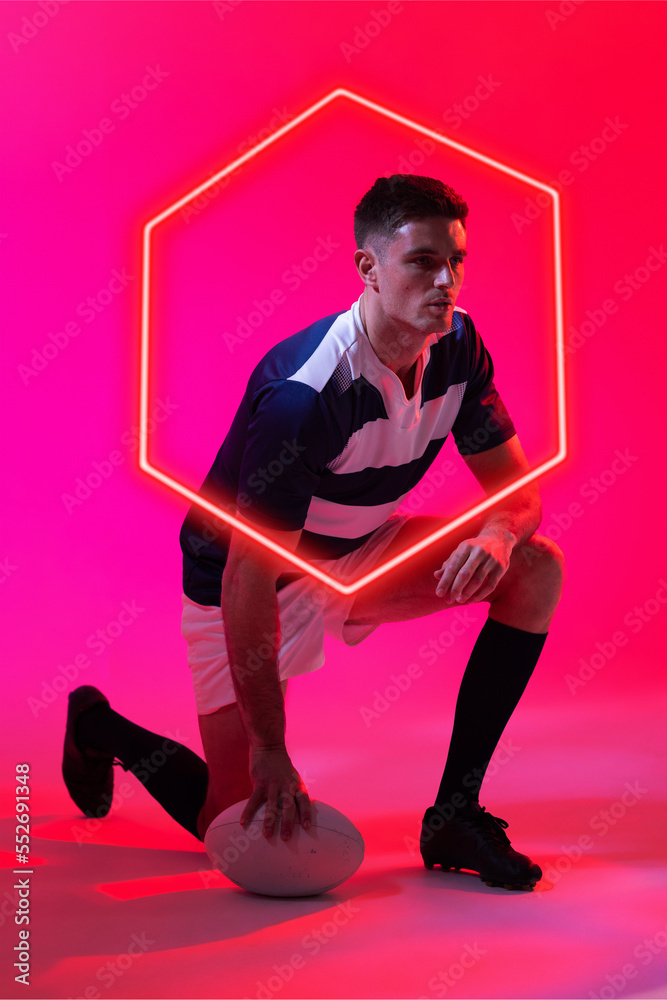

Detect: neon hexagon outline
[139, 86, 567, 597]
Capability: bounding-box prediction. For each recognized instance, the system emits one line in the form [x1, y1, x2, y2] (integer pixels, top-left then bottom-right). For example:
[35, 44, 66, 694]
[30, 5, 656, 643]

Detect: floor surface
[2, 691, 665, 1000]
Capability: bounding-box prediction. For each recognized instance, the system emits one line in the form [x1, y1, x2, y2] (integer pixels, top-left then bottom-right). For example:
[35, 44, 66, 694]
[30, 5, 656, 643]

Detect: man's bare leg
[345, 516, 563, 631]
[195, 679, 288, 840]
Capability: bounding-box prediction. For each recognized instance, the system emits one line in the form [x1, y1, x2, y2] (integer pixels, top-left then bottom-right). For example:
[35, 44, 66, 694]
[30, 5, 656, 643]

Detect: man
[63, 174, 563, 892]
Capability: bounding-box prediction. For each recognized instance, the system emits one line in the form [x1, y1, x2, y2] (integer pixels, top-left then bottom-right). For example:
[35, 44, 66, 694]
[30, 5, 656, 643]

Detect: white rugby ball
[204, 798, 364, 897]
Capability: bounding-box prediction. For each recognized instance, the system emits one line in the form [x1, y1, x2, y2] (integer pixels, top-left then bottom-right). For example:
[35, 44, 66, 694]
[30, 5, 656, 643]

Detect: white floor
[3, 689, 666, 1000]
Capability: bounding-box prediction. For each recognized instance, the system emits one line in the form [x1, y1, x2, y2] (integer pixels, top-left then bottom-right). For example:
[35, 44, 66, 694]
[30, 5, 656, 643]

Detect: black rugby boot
[62, 686, 127, 818]
[420, 801, 542, 891]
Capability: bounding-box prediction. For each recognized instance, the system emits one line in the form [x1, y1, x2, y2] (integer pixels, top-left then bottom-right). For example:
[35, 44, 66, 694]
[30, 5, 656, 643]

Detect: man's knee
[515, 534, 565, 594]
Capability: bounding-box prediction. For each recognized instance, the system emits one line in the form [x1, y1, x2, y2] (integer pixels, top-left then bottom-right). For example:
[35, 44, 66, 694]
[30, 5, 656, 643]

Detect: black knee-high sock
[76, 704, 209, 841]
[435, 617, 547, 809]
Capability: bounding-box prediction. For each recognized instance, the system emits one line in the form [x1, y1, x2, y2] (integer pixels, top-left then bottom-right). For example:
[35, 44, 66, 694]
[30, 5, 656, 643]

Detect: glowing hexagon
[139, 86, 567, 596]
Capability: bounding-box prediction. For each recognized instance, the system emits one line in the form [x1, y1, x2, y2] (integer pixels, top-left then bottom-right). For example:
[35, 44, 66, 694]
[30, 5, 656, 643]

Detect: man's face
[370, 216, 467, 338]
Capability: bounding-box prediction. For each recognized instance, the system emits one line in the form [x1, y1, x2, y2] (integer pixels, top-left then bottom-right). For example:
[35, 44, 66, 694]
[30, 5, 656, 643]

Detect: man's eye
[412, 256, 464, 266]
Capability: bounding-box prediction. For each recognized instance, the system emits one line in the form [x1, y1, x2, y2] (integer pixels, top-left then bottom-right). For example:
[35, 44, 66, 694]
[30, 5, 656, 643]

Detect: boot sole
[423, 855, 537, 891]
[482, 877, 537, 891]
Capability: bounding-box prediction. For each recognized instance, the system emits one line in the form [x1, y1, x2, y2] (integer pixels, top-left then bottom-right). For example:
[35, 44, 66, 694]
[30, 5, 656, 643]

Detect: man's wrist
[478, 524, 518, 547]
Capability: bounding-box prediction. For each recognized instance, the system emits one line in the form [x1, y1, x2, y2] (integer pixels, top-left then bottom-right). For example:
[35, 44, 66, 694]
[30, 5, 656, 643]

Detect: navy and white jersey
[180, 294, 516, 605]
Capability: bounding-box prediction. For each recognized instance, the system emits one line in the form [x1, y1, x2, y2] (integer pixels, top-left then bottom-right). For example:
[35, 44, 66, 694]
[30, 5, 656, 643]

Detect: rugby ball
[204, 798, 364, 897]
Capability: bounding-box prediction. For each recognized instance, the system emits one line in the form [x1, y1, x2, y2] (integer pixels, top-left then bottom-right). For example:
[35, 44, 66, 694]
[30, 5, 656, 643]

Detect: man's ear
[354, 247, 377, 286]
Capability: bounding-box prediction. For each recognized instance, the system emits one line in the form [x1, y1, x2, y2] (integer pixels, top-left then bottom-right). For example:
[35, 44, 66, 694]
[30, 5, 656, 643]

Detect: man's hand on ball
[434, 531, 514, 604]
[242, 746, 312, 841]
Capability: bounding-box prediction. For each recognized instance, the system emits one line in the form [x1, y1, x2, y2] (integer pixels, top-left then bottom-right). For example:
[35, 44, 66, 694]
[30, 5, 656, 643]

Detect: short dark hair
[353, 174, 469, 261]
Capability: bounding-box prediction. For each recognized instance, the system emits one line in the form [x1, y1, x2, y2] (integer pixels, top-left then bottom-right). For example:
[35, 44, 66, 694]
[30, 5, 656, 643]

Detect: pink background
[2, 2, 666, 999]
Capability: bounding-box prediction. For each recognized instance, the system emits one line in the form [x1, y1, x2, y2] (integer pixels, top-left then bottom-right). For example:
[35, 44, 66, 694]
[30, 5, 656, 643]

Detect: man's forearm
[222, 567, 286, 749]
[478, 487, 542, 549]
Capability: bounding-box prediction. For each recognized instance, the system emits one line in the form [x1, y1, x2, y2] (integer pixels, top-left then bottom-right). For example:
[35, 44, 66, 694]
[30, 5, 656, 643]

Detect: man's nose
[434, 265, 455, 288]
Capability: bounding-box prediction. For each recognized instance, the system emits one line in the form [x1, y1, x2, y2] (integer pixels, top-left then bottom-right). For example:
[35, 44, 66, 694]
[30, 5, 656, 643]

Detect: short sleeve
[451, 319, 516, 456]
[236, 379, 339, 531]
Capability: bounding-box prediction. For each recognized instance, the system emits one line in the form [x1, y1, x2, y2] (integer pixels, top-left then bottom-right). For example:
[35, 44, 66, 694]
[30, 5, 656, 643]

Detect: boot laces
[475, 807, 511, 848]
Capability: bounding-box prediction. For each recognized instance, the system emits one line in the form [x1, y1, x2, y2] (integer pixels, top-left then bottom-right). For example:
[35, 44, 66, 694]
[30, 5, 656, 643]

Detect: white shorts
[181, 514, 410, 714]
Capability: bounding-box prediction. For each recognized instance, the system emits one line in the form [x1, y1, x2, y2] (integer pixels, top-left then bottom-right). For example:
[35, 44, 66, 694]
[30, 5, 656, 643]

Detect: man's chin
[424, 316, 452, 336]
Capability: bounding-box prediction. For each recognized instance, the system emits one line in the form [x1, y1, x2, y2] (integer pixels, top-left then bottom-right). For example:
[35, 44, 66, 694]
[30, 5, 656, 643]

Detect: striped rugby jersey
[180, 293, 515, 605]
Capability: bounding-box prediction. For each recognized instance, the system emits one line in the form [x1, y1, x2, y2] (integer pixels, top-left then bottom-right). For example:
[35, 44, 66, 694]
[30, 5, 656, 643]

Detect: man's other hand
[434, 531, 515, 604]
[241, 746, 312, 841]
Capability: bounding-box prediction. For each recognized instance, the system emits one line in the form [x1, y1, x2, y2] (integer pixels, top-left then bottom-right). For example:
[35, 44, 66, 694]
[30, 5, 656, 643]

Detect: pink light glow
[139, 87, 567, 595]
[4, 3, 664, 995]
